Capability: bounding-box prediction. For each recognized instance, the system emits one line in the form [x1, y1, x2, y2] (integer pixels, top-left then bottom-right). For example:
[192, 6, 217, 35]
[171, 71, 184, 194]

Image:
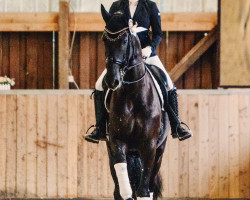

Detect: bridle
[102, 27, 147, 85]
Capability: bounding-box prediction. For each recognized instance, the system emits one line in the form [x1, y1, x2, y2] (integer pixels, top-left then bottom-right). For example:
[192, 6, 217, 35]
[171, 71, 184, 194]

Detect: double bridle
[102, 27, 147, 85]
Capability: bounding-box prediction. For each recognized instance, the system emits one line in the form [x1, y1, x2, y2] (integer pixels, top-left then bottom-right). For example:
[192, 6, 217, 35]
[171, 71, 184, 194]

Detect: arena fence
[0, 90, 249, 199]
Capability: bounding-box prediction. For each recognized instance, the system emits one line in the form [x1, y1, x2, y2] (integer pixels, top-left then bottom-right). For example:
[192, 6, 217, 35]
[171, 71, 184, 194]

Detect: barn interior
[0, 0, 249, 199]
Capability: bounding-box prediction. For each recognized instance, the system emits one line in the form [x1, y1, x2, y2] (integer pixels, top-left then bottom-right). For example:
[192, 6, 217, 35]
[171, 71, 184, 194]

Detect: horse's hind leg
[137, 140, 157, 199]
[149, 138, 167, 200]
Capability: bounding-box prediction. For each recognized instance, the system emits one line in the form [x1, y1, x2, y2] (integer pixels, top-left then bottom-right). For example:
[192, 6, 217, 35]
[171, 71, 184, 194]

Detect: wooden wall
[0, 32, 54, 89]
[71, 32, 219, 89]
[0, 91, 249, 199]
[0, 31, 218, 89]
[220, 0, 250, 86]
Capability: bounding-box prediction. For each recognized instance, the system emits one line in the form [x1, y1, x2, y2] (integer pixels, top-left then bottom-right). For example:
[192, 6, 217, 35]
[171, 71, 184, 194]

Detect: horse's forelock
[105, 12, 128, 33]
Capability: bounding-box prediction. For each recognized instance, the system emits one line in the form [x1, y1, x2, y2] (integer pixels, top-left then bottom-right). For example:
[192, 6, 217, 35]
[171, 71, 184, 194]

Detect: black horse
[101, 5, 169, 200]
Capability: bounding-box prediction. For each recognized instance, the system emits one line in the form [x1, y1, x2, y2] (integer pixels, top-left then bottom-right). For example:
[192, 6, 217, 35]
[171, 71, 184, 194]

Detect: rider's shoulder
[146, 0, 158, 8]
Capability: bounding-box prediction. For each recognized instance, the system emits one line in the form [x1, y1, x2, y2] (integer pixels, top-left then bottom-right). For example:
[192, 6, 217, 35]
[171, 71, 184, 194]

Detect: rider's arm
[149, 2, 162, 52]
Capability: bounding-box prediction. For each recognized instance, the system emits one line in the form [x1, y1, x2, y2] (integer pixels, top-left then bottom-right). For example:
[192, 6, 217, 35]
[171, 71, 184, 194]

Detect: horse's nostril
[114, 79, 119, 86]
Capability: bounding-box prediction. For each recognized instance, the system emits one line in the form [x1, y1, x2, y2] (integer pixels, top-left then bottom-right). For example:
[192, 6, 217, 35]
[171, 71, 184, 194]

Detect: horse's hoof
[126, 198, 134, 200]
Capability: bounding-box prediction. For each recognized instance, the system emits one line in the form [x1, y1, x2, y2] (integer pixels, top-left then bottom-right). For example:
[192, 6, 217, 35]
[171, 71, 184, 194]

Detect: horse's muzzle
[104, 76, 121, 91]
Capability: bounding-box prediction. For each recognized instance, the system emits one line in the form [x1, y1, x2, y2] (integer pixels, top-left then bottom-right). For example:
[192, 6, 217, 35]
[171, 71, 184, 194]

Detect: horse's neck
[127, 60, 145, 82]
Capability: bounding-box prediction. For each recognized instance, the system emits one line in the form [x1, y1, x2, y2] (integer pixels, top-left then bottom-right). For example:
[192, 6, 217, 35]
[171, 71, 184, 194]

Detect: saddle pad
[146, 66, 164, 110]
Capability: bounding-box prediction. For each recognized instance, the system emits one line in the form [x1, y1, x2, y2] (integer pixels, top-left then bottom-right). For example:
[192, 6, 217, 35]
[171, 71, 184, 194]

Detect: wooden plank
[6, 95, 17, 198]
[193, 33, 204, 89]
[238, 95, 250, 198]
[228, 95, 240, 198]
[1, 33, 9, 77]
[97, 143, 109, 197]
[198, 95, 209, 198]
[57, 94, 68, 197]
[0, 95, 7, 197]
[16, 95, 27, 197]
[37, 33, 45, 89]
[43, 32, 54, 89]
[166, 32, 178, 73]
[67, 95, 78, 197]
[176, 32, 185, 88]
[208, 95, 219, 198]
[86, 95, 99, 198]
[71, 33, 80, 88]
[80, 33, 90, 89]
[97, 32, 106, 78]
[71, 13, 217, 32]
[218, 94, 229, 198]
[77, 95, 87, 197]
[0, 13, 217, 32]
[220, 0, 250, 86]
[168, 131, 179, 197]
[19, 33, 26, 89]
[178, 94, 189, 197]
[26, 33, 38, 89]
[9, 33, 20, 89]
[26, 95, 37, 198]
[89, 33, 97, 89]
[36, 95, 47, 197]
[169, 26, 218, 83]
[58, 0, 69, 89]
[201, 43, 213, 89]
[47, 95, 58, 198]
[183, 32, 195, 89]
[188, 95, 199, 197]
[0, 13, 58, 32]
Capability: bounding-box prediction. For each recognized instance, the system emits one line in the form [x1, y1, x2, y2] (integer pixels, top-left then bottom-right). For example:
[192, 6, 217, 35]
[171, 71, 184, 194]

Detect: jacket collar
[120, 0, 146, 19]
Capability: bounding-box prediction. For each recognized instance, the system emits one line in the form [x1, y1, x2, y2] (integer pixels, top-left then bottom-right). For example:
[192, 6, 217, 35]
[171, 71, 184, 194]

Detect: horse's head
[101, 5, 142, 91]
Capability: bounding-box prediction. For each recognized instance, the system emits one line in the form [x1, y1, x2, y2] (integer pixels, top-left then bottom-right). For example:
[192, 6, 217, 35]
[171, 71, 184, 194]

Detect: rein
[103, 27, 147, 85]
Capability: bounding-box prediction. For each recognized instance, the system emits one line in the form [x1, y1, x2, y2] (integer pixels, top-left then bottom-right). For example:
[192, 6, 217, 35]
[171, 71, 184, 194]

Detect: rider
[84, 0, 192, 143]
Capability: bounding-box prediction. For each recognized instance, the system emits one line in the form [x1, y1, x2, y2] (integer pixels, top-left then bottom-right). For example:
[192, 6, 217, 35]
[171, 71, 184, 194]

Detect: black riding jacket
[109, 0, 163, 57]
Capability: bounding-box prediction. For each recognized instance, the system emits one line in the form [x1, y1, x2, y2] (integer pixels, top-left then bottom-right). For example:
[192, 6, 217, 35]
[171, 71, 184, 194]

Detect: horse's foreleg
[110, 138, 133, 200]
[137, 140, 157, 199]
[106, 141, 123, 200]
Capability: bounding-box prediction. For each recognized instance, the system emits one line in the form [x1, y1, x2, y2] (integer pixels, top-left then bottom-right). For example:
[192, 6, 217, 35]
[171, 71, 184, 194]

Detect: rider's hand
[142, 46, 152, 60]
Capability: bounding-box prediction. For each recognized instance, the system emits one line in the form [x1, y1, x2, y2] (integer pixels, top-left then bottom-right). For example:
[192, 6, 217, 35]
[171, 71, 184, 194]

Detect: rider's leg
[84, 69, 107, 143]
[145, 56, 192, 141]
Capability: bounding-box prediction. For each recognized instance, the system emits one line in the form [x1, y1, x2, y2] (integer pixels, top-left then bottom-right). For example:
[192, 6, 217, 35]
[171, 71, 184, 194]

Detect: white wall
[0, 0, 217, 13]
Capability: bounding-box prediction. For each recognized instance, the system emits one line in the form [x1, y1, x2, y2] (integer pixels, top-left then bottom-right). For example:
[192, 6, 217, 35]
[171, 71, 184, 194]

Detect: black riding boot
[167, 88, 193, 141]
[84, 90, 107, 144]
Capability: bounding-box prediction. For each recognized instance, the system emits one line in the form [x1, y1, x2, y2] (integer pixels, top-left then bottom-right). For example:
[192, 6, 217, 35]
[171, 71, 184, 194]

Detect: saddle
[146, 64, 170, 147]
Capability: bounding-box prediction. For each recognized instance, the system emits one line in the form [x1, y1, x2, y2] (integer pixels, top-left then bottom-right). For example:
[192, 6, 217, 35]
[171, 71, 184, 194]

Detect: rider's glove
[142, 46, 152, 60]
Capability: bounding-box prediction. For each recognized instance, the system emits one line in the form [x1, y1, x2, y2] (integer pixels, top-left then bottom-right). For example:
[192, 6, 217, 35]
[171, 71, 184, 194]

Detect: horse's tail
[126, 152, 142, 196]
[153, 172, 163, 200]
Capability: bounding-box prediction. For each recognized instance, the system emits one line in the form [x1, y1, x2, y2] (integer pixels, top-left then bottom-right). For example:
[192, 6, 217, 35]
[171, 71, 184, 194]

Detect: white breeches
[95, 56, 174, 91]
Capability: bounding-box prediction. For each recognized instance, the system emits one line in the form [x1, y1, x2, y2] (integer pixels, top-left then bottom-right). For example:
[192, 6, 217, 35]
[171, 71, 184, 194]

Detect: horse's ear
[101, 4, 111, 24]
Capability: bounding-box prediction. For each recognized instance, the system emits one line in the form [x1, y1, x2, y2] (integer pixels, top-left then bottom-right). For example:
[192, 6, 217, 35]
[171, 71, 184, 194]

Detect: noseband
[102, 27, 146, 85]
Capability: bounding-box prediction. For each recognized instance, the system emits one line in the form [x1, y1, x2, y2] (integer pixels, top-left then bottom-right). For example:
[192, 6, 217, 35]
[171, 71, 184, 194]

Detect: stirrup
[175, 122, 193, 141]
[85, 124, 96, 135]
